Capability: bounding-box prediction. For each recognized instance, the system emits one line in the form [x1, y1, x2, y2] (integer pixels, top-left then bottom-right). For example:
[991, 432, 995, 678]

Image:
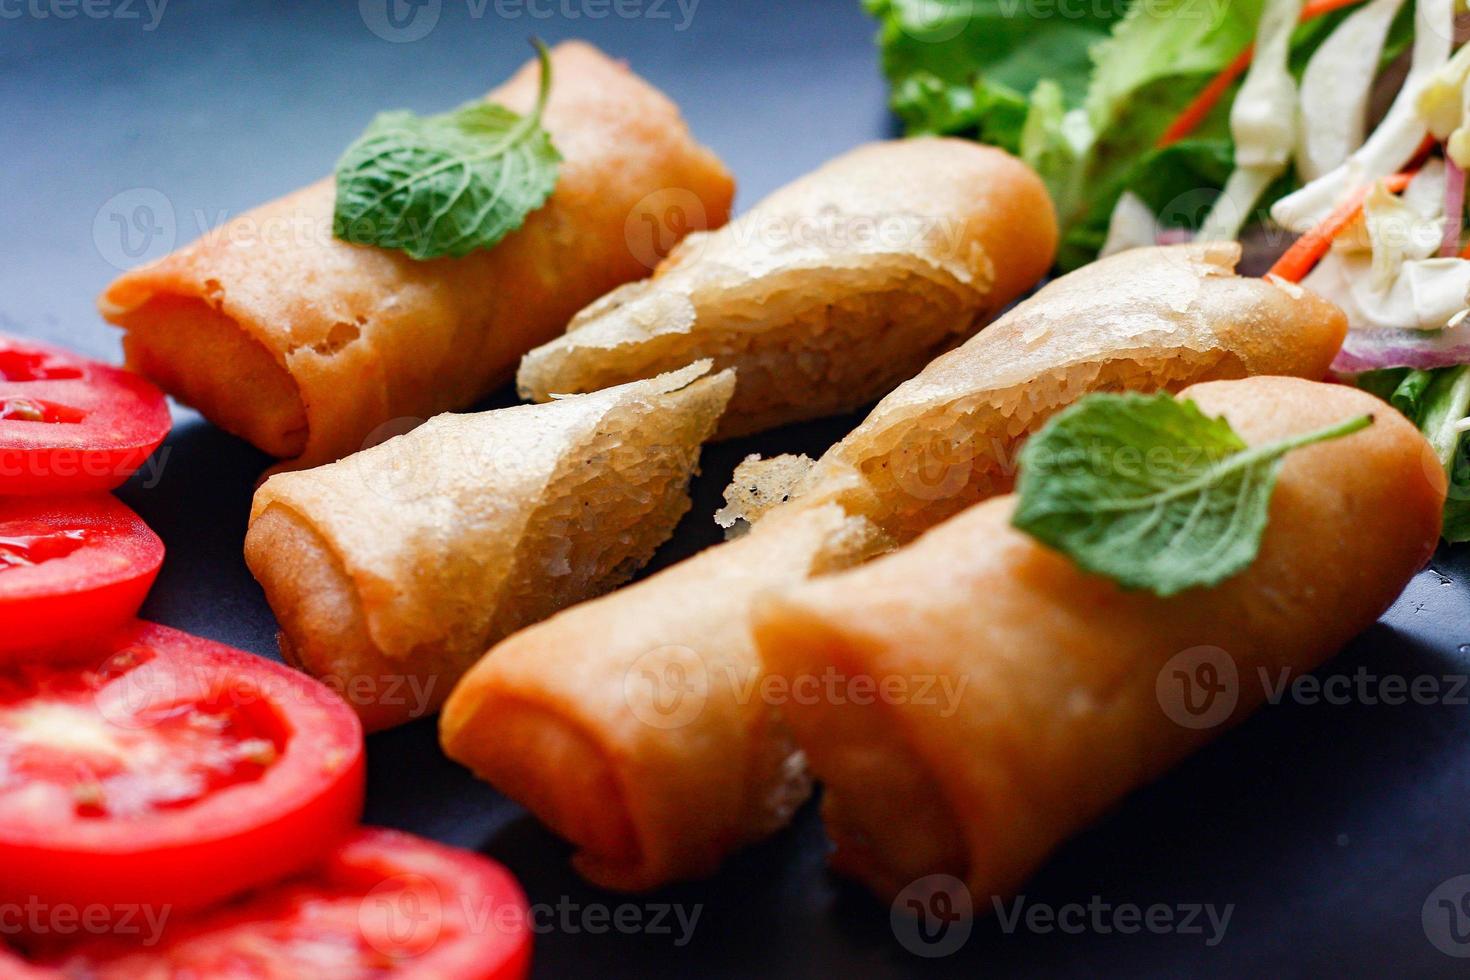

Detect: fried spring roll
[441, 502, 888, 887]
[516, 138, 1057, 438]
[439, 244, 1348, 890]
[101, 42, 734, 471]
[245, 363, 733, 732]
[733, 242, 1349, 543]
[753, 377, 1444, 904]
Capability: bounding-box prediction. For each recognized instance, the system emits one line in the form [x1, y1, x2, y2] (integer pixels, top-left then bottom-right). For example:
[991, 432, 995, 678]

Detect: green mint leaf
[333, 39, 562, 260]
[1012, 392, 1373, 596]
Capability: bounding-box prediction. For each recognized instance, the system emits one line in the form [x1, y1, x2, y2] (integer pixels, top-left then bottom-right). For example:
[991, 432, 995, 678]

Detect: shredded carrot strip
[1157, 0, 1370, 149]
[1299, 0, 1369, 18]
[1458, 240, 1470, 259]
[1157, 49, 1254, 148]
[1266, 171, 1415, 283]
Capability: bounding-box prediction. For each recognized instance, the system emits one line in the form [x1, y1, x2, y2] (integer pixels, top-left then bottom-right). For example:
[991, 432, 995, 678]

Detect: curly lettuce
[867, 0, 1414, 268]
[863, 0, 1123, 150]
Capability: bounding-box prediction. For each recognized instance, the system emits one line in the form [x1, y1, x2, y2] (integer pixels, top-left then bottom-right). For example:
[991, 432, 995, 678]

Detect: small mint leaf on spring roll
[1011, 391, 1373, 596]
[333, 39, 562, 260]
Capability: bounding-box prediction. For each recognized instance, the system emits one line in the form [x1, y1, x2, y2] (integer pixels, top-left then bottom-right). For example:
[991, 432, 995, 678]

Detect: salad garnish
[868, 0, 1470, 541]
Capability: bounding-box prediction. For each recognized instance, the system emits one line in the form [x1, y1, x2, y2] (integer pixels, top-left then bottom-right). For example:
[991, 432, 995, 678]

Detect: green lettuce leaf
[1357, 366, 1470, 543]
[1037, 0, 1268, 267]
[1048, 2, 1416, 267]
[864, 0, 1123, 150]
[1445, 442, 1470, 543]
[867, 0, 1416, 269]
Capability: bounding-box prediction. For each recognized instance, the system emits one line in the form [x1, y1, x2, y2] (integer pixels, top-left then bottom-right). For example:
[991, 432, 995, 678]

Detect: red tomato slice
[0, 946, 57, 980]
[0, 496, 164, 653]
[0, 621, 364, 917]
[21, 828, 532, 980]
[0, 333, 171, 494]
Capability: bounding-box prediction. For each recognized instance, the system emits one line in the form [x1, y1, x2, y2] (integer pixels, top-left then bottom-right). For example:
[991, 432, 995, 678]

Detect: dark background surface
[4, 0, 1470, 975]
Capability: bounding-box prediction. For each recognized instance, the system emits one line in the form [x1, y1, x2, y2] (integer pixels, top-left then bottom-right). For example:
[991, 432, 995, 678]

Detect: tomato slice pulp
[0, 621, 364, 916]
[20, 828, 532, 980]
[0, 333, 171, 494]
[0, 495, 164, 653]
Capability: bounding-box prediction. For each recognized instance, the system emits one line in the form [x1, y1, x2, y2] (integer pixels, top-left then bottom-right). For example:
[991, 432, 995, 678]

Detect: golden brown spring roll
[441, 501, 889, 887]
[439, 243, 1348, 891]
[245, 362, 733, 732]
[753, 376, 1444, 905]
[736, 242, 1349, 543]
[516, 138, 1056, 438]
[101, 42, 734, 471]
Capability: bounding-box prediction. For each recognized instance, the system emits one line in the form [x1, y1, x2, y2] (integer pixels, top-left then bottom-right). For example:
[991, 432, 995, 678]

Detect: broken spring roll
[753, 377, 1444, 904]
[101, 42, 734, 471]
[516, 138, 1057, 438]
[245, 363, 734, 732]
[438, 244, 1348, 891]
[726, 242, 1349, 542]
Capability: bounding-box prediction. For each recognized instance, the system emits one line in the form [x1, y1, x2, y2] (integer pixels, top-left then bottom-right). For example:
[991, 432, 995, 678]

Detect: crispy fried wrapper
[102, 42, 735, 471]
[437, 243, 1349, 890]
[246, 362, 734, 731]
[517, 138, 1058, 437]
[754, 378, 1444, 904]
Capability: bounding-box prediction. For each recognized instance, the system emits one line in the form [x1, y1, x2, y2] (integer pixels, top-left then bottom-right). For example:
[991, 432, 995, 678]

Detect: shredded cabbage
[1099, 192, 1161, 257]
[1305, 251, 1470, 331]
[1417, 41, 1470, 167]
[1365, 162, 1446, 287]
[1297, 0, 1407, 181]
[1272, 0, 1454, 232]
[1197, 0, 1302, 240]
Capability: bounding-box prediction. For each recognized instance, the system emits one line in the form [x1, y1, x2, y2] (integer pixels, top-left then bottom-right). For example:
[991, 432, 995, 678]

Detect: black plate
[5, 1, 1470, 975]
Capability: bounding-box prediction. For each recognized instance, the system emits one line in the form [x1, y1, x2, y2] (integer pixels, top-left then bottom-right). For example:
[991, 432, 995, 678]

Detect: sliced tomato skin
[23, 828, 532, 980]
[0, 945, 58, 980]
[0, 622, 365, 917]
[0, 495, 164, 653]
[0, 334, 170, 495]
